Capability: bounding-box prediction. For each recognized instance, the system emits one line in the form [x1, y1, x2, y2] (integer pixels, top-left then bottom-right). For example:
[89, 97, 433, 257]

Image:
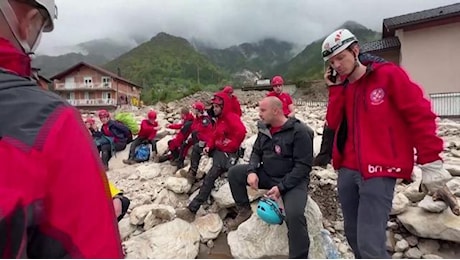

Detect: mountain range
[33, 21, 381, 102]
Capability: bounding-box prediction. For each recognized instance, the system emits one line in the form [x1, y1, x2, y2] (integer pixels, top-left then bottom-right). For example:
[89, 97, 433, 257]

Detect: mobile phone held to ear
[328, 66, 337, 83]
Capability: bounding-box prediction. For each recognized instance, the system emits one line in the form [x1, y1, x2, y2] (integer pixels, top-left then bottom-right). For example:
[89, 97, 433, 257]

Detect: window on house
[83, 77, 93, 87]
[102, 92, 111, 100]
[84, 91, 89, 99]
[67, 92, 75, 100]
[102, 77, 111, 87]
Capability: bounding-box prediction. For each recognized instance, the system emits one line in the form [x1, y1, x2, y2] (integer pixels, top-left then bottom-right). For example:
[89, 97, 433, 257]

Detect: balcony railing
[67, 99, 116, 106]
[55, 82, 112, 90]
[430, 92, 460, 117]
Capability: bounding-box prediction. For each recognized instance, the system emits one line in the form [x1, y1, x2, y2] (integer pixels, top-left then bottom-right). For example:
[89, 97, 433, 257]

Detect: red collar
[0, 38, 31, 77]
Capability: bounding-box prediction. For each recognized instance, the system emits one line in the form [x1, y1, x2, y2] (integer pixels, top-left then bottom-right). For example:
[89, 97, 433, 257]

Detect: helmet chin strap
[344, 52, 361, 81]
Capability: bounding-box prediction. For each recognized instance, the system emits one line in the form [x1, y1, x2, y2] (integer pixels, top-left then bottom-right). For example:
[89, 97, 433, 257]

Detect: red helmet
[85, 117, 95, 124]
[148, 110, 157, 120]
[223, 85, 233, 94]
[192, 101, 205, 112]
[98, 109, 109, 118]
[211, 95, 224, 106]
[271, 75, 284, 86]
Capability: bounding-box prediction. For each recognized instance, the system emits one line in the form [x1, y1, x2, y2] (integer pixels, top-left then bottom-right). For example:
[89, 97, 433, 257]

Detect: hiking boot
[180, 168, 196, 184]
[157, 154, 169, 163]
[226, 206, 252, 231]
[175, 207, 196, 223]
[151, 151, 159, 162]
[122, 159, 136, 165]
[176, 160, 185, 170]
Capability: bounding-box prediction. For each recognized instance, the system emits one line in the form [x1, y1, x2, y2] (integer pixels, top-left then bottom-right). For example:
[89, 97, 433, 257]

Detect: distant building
[32, 67, 52, 90]
[51, 62, 142, 110]
[361, 3, 460, 117]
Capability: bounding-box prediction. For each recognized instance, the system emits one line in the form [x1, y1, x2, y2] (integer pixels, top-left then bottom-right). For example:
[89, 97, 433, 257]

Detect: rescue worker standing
[176, 92, 247, 221]
[222, 85, 242, 117]
[322, 29, 452, 258]
[0, 0, 123, 257]
[226, 96, 313, 259]
[266, 75, 295, 117]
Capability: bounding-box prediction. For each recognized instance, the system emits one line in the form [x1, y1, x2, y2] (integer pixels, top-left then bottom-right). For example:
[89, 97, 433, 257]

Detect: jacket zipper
[389, 127, 397, 158]
[354, 85, 364, 174]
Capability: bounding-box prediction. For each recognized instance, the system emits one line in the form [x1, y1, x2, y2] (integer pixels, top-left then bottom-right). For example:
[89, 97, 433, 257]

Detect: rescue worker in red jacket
[123, 110, 160, 165]
[322, 29, 452, 258]
[158, 107, 195, 167]
[222, 85, 242, 117]
[180, 101, 214, 180]
[0, 0, 123, 258]
[176, 92, 247, 222]
[266, 75, 295, 117]
[97, 110, 130, 170]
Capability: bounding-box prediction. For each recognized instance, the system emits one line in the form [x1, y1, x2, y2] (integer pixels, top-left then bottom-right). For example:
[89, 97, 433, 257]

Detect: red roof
[50, 62, 142, 88]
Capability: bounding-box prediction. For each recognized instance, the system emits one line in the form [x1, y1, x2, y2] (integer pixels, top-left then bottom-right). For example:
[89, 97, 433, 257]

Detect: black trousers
[100, 142, 126, 167]
[188, 150, 236, 212]
[189, 142, 205, 173]
[128, 137, 157, 159]
[228, 164, 310, 259]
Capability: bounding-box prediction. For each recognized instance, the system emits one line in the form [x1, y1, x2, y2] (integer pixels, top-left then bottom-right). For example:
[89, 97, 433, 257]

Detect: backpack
[114, 112, 139, 135]
[134, 144, 150, 162]
[114, 120, 133, 144]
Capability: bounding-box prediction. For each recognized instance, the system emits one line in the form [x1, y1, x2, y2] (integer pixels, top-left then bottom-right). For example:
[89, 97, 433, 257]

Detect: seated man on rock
[176, 92, 247, 221]
[123, 110, 160, 165]
[226, 96, 314, 259]
[158, 107, 195, 169]
[179, 101, 214, 181]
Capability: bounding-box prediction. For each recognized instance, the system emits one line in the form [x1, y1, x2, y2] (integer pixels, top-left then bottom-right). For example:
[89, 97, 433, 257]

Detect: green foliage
[104, 33, 228, 104]
[272, 21, 381, 81]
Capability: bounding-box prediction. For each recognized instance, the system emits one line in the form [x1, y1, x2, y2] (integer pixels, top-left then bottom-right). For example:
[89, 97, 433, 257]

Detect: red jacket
[0, 38, 123, 258]
[267, 91, 293, 116]
[168, 113, 195, 150]
[230, 96, 242, 116]
[138, 119, 158, 140]
[326, 62, 443, 180]
[190, 114, 214, 144]
[208, 92, 246, 153]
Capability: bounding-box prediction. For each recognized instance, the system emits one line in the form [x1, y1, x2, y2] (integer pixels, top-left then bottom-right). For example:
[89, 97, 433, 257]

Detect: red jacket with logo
[207, 92, 247, 153]
[138, 119, 158, 140]
[267, 91, 293, 116]
[168, 113, 195, 150]
[190, 114, 214, 144]
[326, 62, 443, 180]
[0, 38, 123, 258]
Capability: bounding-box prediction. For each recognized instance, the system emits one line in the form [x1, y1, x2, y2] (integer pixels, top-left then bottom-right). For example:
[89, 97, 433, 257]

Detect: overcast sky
[37, 0, 459, 55]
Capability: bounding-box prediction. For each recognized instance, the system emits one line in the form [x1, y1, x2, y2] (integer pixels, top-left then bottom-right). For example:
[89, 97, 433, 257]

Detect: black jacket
[248, 117, 314, 194]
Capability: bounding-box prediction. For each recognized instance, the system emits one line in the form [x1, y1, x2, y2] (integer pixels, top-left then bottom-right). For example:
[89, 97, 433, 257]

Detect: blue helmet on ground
[256, 197, 285, 225]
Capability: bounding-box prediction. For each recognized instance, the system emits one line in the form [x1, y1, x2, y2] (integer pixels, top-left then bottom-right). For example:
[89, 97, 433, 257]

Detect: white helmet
[321, 29, 358, 61]
[35, 0, 58, 32]
[0, 0, 57, 53]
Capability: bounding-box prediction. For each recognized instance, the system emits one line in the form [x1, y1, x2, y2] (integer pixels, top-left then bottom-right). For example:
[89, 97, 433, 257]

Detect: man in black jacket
[226, 96, 314, 259]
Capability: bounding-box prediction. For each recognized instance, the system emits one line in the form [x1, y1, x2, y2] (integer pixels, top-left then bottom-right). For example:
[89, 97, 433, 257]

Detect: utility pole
[116, 67, 121, 107]
[196, 64, 200, 85]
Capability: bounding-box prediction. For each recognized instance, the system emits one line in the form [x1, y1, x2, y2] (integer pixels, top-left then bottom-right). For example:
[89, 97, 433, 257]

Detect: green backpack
[114, 112, 139, 135]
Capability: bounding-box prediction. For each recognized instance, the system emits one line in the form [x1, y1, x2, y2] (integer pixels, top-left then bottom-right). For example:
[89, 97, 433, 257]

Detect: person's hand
[420, 160, 452, 193]
[247, 173, 259, 190]
[266, 186, 281, 200]
[324, 66, 342, 86]
[113, 197, 122, 218]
